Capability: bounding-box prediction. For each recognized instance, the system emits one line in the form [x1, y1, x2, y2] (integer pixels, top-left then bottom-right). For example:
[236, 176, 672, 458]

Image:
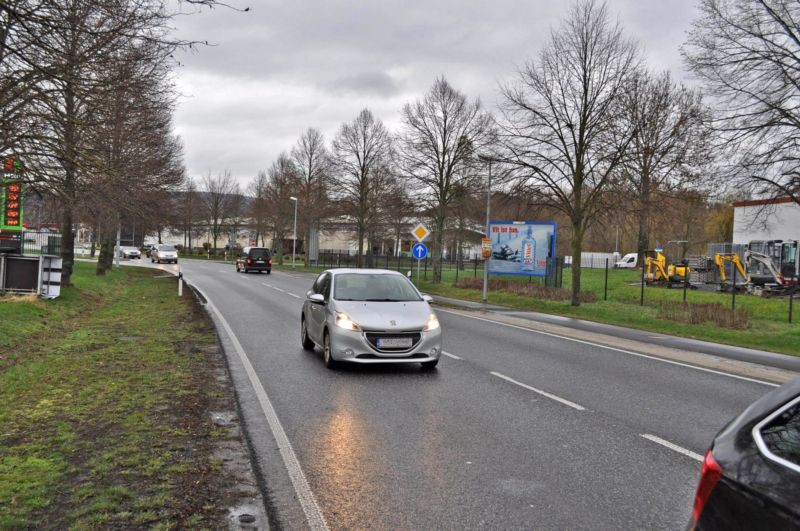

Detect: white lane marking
[194, 286, 329, 531]
[261, 283, 301, 298]
[490, 372, 586, 411]
[641, 434, 704, 462]
[442, 351, 462, 360]
[438, 309, 779, 388]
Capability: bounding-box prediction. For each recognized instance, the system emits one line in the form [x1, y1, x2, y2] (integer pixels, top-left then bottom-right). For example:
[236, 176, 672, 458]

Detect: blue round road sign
[412, 243, 428, 260]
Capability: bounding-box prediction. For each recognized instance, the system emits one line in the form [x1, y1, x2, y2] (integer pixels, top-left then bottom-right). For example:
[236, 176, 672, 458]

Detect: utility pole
[482, 159, 492, 304]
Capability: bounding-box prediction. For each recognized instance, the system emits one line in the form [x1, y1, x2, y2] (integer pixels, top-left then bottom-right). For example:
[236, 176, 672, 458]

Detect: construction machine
[645, 248, 689, 286]
[744, 240, 799, 295]
[713, 253, 748, 290]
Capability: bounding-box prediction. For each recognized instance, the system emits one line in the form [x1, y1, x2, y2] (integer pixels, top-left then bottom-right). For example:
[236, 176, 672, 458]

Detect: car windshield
[333, 273, 421, 302]
[160, 245, 176, 252]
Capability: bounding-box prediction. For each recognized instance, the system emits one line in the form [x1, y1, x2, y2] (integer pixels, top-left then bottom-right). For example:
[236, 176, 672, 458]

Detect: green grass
[0, 261, 236, 528]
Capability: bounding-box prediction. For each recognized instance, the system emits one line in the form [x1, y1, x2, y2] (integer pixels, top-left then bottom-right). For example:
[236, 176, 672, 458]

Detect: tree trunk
[96, 239, 112, 275]
[570, 223, 585, 306]
[637, 175, 651, 264]
[433, 214, 445, 283]
[356, 223, 365, 268]
[61, 207, 75, 286]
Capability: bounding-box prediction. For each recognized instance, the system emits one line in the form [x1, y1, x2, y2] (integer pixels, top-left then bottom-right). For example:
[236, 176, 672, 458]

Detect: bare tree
[180, 177, 199, 250]
[247, 170, 270, 247]
[1, 0, 246, 285]
[617, 68, 710, 260]
[331, 109, 394, 267]
[291, 128, 331, 261]
[398, 76, 494, 282]
[200, 170, 237, 252]
[265, 152, 299, 263]
[497, 0, 639, 305]
[683, 0, 800, 202]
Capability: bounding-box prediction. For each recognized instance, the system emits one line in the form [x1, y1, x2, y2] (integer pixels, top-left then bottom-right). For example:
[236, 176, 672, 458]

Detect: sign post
[410, 223, 430, 287]
[411, 242, 427, 286]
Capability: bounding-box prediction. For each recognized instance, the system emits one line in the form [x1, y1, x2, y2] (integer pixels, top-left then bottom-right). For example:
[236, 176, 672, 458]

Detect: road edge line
[195, 286, 329, 531]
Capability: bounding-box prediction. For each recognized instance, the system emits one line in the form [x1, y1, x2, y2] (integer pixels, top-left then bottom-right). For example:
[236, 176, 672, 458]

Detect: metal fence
[311, 250, 564, 287]
[21, 231, 62, 255]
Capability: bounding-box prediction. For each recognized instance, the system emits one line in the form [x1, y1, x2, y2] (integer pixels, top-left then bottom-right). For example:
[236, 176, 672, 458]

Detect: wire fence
[20, 231, 62, 255]
[312, 250, 565, 287]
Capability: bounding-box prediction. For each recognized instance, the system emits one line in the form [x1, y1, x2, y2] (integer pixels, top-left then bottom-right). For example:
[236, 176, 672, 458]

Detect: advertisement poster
[487, 221, 556, 277]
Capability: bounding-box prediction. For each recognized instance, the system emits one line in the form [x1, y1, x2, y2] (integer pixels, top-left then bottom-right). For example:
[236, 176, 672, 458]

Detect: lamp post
[479, 156, 492, 304]
[289, 196, 298, 269]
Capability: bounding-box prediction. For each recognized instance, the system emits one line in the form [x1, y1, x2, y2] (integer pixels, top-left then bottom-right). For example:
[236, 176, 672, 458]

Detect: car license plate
[377, 337, 413, 348]
[255, 260, 264, 263]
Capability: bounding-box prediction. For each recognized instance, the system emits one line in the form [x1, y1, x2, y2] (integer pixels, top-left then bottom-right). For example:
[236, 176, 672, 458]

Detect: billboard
[487, 221, 556, 277]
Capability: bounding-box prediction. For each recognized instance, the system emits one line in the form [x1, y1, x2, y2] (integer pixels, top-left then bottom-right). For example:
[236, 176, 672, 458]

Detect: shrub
[454, 277, 597, 303]
[656, 301, 750, 329]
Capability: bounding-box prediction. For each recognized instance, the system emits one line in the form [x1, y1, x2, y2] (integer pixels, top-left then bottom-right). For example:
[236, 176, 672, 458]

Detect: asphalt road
[153, 259, 795, 530]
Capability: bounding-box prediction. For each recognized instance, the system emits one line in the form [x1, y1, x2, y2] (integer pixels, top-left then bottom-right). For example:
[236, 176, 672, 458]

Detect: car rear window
[761, 400, 800, 467]
[249, 249, 270, 260]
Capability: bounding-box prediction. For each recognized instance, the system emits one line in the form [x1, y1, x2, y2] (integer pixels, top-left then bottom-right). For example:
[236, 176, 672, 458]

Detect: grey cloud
[171, 0, 702, 187]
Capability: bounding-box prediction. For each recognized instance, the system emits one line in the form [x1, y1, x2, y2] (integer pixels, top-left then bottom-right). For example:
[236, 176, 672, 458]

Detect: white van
[615, 252, 638, 268]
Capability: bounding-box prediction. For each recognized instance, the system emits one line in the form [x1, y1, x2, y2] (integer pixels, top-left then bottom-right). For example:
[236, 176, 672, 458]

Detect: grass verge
[0, 261, 244, 528]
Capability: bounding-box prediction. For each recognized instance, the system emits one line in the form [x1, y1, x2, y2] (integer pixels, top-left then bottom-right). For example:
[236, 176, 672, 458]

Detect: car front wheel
[301, 318, 315, 351]
[323, 331, 337, 369]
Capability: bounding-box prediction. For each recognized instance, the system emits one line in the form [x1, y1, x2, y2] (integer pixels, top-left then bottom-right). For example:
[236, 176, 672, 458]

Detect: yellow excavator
[645, 248, 689, 286]
[713, 253, 748, 290]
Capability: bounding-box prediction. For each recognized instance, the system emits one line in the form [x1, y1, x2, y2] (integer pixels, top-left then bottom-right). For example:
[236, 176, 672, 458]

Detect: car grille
[365, 332, 421, 352]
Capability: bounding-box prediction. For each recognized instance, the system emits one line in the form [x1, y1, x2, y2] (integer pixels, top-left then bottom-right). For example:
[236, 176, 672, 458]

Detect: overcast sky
[170, 0, 699, 189]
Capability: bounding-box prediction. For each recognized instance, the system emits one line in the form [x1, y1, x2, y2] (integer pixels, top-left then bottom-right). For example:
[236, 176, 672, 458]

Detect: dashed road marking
[438, 309, 779, 388]
[491, 372, 586, 411]
[442, 351, 462, 360]
[641, 434, 703, 462]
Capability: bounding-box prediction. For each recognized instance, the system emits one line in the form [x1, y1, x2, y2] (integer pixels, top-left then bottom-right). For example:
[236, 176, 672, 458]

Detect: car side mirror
[308, 293, 325, 304]
[422, 294, 433, 303]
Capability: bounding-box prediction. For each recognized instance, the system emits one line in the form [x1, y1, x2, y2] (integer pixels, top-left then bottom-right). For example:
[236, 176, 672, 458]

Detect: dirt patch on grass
[656, 301, 751, 329]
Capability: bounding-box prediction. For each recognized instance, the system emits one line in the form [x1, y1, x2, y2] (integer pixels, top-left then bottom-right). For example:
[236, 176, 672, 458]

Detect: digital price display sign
[1, 181, 23, 231]
[1, 156, 24, 232]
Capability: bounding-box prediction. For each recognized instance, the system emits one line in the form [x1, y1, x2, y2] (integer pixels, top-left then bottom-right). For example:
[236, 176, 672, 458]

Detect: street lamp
[478, 155, 493, 304]
[289, 196, 298, 269]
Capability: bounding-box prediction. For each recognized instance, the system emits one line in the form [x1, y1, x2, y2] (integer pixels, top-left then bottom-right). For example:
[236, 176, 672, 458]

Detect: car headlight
[335, 311, 362, 331]
[423, 313, 440, 331]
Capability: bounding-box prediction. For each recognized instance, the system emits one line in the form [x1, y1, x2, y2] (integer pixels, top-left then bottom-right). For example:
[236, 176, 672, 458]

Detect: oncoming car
[150, 244, 178, 264]
[118, 246, 141, 259]
[300, 269, 442, 370]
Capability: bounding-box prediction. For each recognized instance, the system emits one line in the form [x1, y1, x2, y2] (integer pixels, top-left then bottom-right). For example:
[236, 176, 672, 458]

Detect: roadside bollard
[178, 271, 183, 297]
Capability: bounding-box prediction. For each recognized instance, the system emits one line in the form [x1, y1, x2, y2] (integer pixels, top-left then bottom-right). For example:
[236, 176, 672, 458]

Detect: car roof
[328, 268, 404, 276]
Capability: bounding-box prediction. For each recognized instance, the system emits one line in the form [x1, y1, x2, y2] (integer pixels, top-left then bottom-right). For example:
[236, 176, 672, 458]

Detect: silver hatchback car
[300, 269, 443, 369]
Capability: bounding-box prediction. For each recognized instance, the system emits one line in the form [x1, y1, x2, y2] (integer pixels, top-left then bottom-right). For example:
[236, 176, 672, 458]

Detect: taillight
[268, 258, 272, 265]
[247, 258, 252, 264]
[692, 450, 723, 522]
